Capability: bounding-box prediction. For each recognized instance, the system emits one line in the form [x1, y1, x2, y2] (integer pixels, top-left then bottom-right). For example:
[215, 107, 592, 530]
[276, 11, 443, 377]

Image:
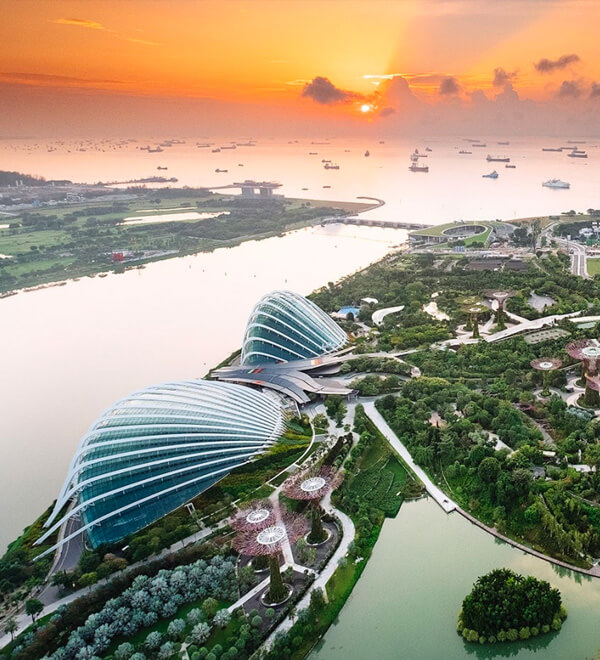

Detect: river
[0, 223, 406, 552]
[313, 498, 600, 660]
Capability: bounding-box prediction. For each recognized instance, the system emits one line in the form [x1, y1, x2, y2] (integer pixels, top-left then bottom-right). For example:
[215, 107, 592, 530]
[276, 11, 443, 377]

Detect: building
[242, 290, 348, 365]
[35, 380, 284, 555]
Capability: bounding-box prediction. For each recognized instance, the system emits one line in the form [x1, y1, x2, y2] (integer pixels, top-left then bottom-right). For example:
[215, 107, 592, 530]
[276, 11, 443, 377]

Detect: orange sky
[2, 0, 600, 135]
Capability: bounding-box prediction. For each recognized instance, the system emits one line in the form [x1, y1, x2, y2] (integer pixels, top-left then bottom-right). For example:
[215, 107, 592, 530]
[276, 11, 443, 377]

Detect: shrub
[213, 608, 231, 629]
[519, 627, 530, 640]
[251, 615, 263, 628]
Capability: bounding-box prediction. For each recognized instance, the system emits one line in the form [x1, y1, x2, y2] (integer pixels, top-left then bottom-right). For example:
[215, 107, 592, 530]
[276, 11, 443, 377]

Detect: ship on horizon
[487, 155, 510, 162]
[542, 178, 570, 189]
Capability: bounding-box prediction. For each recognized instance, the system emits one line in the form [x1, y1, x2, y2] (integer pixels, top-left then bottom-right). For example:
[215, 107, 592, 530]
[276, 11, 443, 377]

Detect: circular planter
[305, 528, 332, 547]
[260, 583, 293, 607]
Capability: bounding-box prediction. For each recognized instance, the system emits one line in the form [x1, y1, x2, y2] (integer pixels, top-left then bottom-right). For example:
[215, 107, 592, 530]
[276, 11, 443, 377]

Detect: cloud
[0, 72, 123, 87]
[557, 80, 582, 98]
[439, 76, 460, 95]
[301, 77, 361, 104]
[534, 54, 580, 73]
[591, 82, 600, 98]
[379, 107, 396, 117]
[126, 38, 159, 46]
[493, 68, 517, 87]
[52, 17, 105, 30]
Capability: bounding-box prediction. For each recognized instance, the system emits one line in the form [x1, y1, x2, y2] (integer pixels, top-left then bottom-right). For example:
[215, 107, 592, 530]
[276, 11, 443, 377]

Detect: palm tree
[4, 617, 17, 641]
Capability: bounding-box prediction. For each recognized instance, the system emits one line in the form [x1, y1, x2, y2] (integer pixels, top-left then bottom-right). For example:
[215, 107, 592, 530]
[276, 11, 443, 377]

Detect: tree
[3, 617, 17, 641]
[167, 618, 186, 641]
[213, 608, 231, 628]
[115, 642, 135, 660]
[191, 622, 212, 645]
[145, 630, 163, 651]
[478, 457, 500, 483]
[202, 597, 219, 620]
[25, 598, 43, 622]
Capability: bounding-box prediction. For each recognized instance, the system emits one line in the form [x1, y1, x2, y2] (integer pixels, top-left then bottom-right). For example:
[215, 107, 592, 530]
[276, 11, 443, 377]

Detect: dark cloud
[557, 80, 582, 98]
[439, 77, 460, 95]
[379, 107, 396, 117]
[534, 54, 580, 73]
[493, 68, 517, 87]
[301, 77, 360, 104]
[591, 82, 600, 98]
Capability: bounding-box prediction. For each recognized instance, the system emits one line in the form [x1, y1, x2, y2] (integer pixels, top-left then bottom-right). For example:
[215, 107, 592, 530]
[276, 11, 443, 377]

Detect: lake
[313, 498, 600, 660]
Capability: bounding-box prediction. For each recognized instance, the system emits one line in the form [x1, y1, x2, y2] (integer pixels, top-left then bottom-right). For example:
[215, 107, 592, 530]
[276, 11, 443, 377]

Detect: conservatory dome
[241, 290, 347, 365]
[36, 380, 284, 553]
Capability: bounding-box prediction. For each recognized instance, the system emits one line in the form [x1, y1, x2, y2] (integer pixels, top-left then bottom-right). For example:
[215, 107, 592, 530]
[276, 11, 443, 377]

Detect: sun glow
[360, 103, 372, 113]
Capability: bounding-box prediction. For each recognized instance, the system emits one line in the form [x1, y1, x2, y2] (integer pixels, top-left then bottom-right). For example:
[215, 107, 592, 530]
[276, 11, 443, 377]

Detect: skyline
[2, 0, 600, 136]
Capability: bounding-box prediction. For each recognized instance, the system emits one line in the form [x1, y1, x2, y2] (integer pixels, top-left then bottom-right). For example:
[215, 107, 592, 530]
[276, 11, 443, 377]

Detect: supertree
[565, 340, 600, 407]
[460, 299, 487, 339]
[233, 505, 307, 605]
[484, 290, 516, 329]
[530, 358, 562, 397]
[281, 466, 342, 545]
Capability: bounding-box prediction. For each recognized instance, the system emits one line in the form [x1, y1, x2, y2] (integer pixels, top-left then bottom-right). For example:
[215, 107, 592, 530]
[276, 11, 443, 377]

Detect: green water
[313, 498, 600, 660]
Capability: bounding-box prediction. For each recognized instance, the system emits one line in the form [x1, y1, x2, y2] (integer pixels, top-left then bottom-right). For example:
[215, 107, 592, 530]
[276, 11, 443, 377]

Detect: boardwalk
[362, 402, 457, 513]
[457, 508, 600, 578]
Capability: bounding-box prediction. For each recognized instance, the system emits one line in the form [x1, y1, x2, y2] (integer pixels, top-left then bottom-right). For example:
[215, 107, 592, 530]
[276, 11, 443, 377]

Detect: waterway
[0, 223, 406, 552]
[312, 498, 600, 660]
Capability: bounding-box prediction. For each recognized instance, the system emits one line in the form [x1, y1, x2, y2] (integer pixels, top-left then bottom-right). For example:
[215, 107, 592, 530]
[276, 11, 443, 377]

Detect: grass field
[346, 434, 408, 517]
[587, 257, 600, 276]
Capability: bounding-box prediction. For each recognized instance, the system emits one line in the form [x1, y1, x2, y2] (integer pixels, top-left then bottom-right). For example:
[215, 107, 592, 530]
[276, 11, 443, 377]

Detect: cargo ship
[482, 170, 499, 179]
[487, 155, 510, 162]
[542, 179, 570, 189]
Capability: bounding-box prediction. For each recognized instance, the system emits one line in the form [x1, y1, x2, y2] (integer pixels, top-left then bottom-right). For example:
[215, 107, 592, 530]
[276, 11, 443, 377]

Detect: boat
[323, 185, 331, 188]
[411, 149, 427, 159]
[220, 145, 236, 150]
[505, 164, 516, 169]
[472, 143, 487, 147]
[364, 150, 370, 157]
[425, 147, 432, 152]
[568, 140, 586, 144]
[568, 151, 588, 159]
[542, 178, 570, 189]
[211, 148, 221, 153]
[487, 155, 510, 162]
[324, 163, 340, 170]
[498, 141, 510, 145]
[542, 147, 562, 152]
[308, 152, 318, 155]
[409, 153, 428, 172]
[482, 170, 499, 179]
[458, 150, 472, 155]
[215, 168, 228, 173]
[321, 159, 331, 163]
[238, 163, 244, 167]
[147, 147, 163, 153]
[156, 166, 168, 170]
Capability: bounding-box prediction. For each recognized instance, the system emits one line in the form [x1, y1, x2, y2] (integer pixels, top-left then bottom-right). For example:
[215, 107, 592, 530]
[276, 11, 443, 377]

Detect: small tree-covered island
[458, 569, 567, 644]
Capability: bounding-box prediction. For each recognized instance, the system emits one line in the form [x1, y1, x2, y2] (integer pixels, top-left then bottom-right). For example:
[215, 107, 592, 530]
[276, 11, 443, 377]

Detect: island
[458, 568, 566, 644]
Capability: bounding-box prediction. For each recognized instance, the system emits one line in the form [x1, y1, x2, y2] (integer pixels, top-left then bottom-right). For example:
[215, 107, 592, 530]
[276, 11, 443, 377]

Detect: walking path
[457, 508, 600, 577]
[362, 401, 457, 513]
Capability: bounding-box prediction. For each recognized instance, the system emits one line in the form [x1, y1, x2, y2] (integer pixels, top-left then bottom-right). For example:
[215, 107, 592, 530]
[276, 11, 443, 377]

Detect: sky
[1, 0, 600, 136]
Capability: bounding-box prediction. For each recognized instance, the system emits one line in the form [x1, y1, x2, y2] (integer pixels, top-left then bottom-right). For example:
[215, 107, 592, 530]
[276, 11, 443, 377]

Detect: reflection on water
[0, 223, 406, 552]
[313, 498, 600, 660]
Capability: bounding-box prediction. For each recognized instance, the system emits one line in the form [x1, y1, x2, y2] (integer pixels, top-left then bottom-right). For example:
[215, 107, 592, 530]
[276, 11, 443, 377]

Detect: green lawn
[587, 258, 600, 276]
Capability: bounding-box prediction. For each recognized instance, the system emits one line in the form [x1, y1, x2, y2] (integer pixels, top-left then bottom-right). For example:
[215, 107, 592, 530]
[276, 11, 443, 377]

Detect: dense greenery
[0, 189, 355, 293]
[457, 569, 566, 644]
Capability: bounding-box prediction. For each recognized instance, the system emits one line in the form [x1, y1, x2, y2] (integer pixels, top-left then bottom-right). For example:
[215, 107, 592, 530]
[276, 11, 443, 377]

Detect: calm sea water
[313, 498, 600, 660]
[0, 224, 406, 552]
[1, 136, 599, 224]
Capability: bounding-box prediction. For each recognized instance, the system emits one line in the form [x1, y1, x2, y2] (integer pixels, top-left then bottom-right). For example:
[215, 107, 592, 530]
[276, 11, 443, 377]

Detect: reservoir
[312, 498, 600, 660]
[0, 223, 406, 552]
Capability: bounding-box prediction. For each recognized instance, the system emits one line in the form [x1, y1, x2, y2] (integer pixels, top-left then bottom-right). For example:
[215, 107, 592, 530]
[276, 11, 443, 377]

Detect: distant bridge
[321, 217, 431, 230]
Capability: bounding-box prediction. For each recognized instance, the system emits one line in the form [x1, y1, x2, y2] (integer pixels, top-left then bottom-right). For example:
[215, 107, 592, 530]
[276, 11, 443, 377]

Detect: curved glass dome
[242, 290, 347, 365]
[36, 380, 284, 553]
